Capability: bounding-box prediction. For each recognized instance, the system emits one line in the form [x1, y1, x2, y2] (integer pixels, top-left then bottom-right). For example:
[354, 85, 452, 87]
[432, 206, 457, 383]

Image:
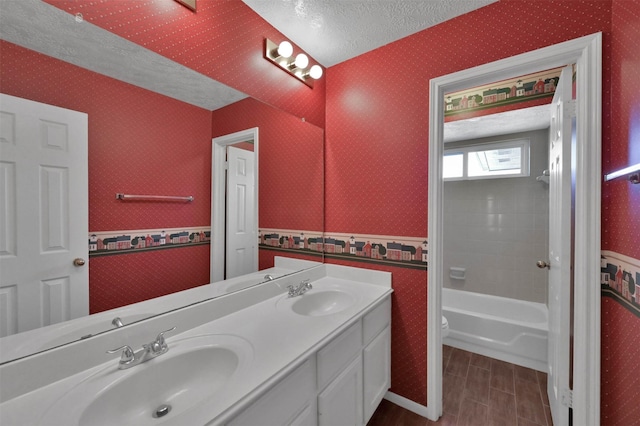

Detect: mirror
[0, 1, 324, 363]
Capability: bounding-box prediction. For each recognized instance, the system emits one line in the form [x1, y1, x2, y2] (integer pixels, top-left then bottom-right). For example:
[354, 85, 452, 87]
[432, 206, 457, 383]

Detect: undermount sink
[41, 334, 253, 426]
[279, 288, 357, 317]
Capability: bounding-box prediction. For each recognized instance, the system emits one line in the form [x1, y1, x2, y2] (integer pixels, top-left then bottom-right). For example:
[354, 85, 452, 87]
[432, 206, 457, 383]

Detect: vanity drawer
[363, 297, 391, 345]
[316, 321, 362, 391]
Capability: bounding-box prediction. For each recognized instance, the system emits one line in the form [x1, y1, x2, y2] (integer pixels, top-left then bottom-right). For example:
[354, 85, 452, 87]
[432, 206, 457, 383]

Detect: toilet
[442, 315, 450, 339]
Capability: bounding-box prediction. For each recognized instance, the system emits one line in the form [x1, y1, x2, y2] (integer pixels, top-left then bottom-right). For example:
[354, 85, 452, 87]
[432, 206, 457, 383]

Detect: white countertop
[0, 265, 392, 426]
[0, 256, 320, 364]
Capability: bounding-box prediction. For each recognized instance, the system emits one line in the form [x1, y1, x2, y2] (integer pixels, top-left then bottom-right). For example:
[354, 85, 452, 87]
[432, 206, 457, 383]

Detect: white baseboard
[384, 391, 433, 420]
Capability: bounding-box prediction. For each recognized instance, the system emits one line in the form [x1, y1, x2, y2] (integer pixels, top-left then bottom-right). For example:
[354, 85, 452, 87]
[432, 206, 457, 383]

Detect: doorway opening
[211, 127, 259, 282]
[427, 33, 601, 426]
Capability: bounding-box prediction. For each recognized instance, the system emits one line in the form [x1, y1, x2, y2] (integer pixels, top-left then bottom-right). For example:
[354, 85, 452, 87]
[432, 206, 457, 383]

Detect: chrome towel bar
[115, 193, 194, 202]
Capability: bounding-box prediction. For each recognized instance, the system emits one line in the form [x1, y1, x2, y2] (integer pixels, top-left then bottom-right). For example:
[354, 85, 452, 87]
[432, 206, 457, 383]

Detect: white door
[0, 94, 88, 337]
[225, 145, 257, 279]
[546, 65, 574, 426]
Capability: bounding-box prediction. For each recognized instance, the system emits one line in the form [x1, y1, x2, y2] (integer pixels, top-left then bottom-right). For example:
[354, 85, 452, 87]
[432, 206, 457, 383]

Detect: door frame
[426, 33, 601, 424]
[211, 127, 259, 283]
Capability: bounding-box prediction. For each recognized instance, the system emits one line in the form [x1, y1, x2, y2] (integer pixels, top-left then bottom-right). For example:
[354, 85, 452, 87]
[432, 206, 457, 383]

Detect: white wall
[443, 129, 549, 304]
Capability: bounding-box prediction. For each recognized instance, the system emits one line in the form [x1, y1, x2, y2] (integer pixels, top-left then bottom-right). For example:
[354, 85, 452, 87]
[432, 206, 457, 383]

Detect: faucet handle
[107, 345, 135, 364]
[154, 327, 177, 351]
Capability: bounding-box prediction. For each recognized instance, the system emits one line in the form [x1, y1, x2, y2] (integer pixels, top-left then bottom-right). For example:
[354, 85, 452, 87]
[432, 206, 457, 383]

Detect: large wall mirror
[0, 1, 324, 363]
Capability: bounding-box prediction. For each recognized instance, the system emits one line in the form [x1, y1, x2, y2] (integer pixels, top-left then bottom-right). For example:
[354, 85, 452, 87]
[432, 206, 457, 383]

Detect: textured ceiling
[241, 0, 497, 67]
[443, 105, 551, 143]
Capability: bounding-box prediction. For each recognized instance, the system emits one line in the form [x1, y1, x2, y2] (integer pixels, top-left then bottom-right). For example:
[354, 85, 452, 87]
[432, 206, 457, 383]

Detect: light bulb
[277, 41, 293, 58]
[309, 65, 323, 79]
[294, 53, 309, 69]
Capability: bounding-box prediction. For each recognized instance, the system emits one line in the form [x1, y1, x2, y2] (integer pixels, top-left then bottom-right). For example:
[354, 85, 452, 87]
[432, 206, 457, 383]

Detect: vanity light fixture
[604, 162, 640, 184]
[264, 38, 323, 88]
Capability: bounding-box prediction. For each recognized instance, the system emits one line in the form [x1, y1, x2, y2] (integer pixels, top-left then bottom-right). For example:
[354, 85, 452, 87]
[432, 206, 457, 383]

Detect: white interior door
[547, 65, 574, 426]
[0, 94, 88, 337]
[225, 145, 257, 279]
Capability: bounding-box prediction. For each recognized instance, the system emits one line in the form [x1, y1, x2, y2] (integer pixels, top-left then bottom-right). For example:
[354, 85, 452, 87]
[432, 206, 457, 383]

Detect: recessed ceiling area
[241, 0, 498, 67]
[443, 105, 551, 143]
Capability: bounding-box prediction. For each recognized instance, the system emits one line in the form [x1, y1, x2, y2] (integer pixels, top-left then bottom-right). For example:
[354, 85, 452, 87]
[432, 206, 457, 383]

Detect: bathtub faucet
[287, 279, 312, 297]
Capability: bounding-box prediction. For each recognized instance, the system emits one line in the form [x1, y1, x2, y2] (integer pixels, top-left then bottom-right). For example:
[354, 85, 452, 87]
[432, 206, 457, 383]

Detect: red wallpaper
[325, 0, 616, 409]
[601, 1, 640, 424]
[211, 98, 324, 232]
[1, 40, 212, 313]
[43, 0, 325, 128]
[603, 0, 640, 260]
[326, 0, 612, 238]
[325, 258, 427, 404]
[601, 297, 640, 425]
[89, 245, 210, 313]
[0, 41, 213, 232]
[5, 0, 638, 418]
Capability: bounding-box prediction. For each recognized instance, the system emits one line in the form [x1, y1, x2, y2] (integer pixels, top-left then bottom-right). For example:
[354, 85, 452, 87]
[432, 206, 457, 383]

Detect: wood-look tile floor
[367, 345, 553, 426]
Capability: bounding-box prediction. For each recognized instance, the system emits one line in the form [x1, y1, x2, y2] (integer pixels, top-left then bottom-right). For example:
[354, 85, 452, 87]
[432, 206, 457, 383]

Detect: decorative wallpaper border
[444, 66, 564, 117]
[89, 226, 210, 257]
[260, 229, 428, 270]
[259, 228, 324, 257]
[601, 250, 640, 317]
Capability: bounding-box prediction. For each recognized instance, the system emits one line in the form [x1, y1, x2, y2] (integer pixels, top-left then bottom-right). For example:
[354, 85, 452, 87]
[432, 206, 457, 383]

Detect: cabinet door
[318, 355, 363, 426]
[363, 326, 391, 423]
[290, 403, 317, 426]
[228, 359, 316, 426]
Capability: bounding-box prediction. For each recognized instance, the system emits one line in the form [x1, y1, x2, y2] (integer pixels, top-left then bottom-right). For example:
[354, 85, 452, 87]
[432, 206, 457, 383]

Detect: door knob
[536, 260, 550, 269]
[73, 258, 86, 267]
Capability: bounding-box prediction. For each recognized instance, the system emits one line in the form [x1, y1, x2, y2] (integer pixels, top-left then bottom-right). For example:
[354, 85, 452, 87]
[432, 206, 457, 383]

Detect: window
[443, 152, 464, 179]
[443, 139, 530, 180]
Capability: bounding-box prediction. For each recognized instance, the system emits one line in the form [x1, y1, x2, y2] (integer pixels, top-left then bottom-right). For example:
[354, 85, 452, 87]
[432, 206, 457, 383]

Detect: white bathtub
[442, 288, 548, 372]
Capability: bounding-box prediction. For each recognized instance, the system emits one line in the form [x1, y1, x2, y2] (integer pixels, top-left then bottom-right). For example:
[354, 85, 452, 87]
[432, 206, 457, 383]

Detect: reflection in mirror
[211, 98, 325, 284]
[0, 1, 323, 364]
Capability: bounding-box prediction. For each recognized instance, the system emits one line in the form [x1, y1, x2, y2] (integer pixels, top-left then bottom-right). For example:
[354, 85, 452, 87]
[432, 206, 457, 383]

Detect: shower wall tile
[443, 129, 549, 304]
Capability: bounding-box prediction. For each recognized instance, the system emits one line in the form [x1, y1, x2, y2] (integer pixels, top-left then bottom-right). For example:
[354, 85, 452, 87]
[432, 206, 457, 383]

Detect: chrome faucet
[287, 279, 312, 297]
[111, 317, 124, 328]
[264, 274, 274, 281]
[107, 327, 176, 370]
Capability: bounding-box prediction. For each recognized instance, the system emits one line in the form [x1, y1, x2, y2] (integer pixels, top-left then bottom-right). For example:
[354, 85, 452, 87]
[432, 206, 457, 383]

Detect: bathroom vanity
[0, 264, 392, 425]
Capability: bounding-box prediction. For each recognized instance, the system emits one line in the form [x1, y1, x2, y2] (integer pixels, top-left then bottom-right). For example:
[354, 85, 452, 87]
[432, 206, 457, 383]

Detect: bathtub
[442, 288, 548, 372]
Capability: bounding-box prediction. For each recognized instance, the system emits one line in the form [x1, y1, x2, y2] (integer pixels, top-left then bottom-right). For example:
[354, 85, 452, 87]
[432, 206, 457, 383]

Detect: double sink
[32, 282, 365, 425]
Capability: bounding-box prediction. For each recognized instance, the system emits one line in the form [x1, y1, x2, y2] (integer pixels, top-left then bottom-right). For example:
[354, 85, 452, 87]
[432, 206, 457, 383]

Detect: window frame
[443, 138, 531, 181]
